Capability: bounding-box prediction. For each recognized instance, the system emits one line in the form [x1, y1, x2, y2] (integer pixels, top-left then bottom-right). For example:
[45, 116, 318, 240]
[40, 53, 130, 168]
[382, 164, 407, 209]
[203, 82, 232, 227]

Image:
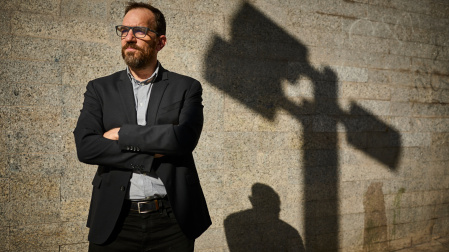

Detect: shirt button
[139, 103, 143, 107]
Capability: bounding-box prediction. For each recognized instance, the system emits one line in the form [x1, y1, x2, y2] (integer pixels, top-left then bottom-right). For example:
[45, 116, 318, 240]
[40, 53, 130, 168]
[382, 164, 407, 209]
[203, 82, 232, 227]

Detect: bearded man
[73, 2, 211, 251]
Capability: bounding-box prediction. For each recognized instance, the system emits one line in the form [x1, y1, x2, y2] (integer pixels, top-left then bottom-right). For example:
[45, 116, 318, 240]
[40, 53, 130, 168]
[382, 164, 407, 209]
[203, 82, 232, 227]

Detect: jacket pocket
[159, 100, 183, 114]
[157, 101, 183, 125]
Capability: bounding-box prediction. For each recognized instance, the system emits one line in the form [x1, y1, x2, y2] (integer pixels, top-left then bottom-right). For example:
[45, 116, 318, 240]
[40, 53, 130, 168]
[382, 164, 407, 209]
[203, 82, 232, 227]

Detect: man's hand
[103, 127, 120, 141]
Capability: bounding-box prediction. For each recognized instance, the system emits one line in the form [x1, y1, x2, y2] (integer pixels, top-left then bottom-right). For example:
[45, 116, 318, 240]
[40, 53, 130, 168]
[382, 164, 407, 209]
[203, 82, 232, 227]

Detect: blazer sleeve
[73, 80, 154, 172]
[118, 78, 204, 156]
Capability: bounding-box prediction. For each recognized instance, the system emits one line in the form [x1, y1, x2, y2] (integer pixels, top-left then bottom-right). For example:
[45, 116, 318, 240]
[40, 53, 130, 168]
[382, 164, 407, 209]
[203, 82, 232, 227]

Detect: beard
[121, 42, 156, 69]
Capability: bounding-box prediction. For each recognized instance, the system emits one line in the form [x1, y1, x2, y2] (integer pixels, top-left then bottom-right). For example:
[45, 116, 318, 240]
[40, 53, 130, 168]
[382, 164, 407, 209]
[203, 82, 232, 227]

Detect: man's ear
[156, 35, 167, 51]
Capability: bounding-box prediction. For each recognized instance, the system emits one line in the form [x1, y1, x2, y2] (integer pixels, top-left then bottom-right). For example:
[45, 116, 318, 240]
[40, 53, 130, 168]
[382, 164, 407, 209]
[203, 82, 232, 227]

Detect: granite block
[0, 226, 9, 251]
[339, 82, 391, 100]
[340, 229, 364, 251]
[392, 87, 433, 103]
[432, 217, 449, 237]
[0, 60, 61, 84]
[193, 150, 224, 171]
[0, 201, 10, 227]
[430, 1, 449, 19]
[431, 145, 449, 162]
[61, 118, 78, 152]
[202, 85, 225, 111]
[331, 65, 368, 83]
[59, 221, 89, 244]
[0, 82, 62, 107]
[11, 12, 109, 42]
[61, 40, 122, 65]
[60, 243, 88, 252]
[356, 100, 391, 116]
[389, 236, 412, 251]
[401, 132, 431, 147]
[289, 10, 344, 32]
[0, 10, 11, 35]
[195, 131, 224, 151]
[2, 0, 60, 15]
[368, 4, 426, 28]
[0, 178, 9, 203]
[60, 0, 108, 20]
[61, 85, 84, 110]
[6, 153, 65, 176]
[9, 199, 60, 226]
[223, 112, 257, 132]
[223, 132, 259, 152]
[412, 103, 449, 117]
[166, 10, 225, 36]
[61, 153, 96, 178]
[61, 174, 94, 201]
[9, 174, 60, 202]
[7, 107, 63, 154]
[0, 153, 9, 178]
[367, 68, 393, 84]
[167, 31, 217, 56]
[195, 227, 226, 251]
[301, 0, 367, 19]
[0, 35, 11, 59]
[10, 36, 64, 62]
[9, 221, 86, 251]
[257, 132, 302, 151]
[432, 133, 449, 146]
[9, 223, 62, 251]
[109, 0, 127, 23]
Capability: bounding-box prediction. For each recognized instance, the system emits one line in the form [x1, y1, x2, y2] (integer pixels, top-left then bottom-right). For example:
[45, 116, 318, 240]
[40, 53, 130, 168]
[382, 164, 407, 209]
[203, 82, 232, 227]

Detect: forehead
[122, 8, 156, 27]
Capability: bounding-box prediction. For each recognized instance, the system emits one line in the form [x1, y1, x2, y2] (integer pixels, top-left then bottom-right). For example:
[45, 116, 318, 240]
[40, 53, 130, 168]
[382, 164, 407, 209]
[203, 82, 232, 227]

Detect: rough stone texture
[0, 0, 448, 251]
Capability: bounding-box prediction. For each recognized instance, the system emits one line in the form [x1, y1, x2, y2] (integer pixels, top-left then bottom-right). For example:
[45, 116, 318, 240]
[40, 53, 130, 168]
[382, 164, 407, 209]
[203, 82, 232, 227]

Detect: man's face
[121, 8, 159, 69]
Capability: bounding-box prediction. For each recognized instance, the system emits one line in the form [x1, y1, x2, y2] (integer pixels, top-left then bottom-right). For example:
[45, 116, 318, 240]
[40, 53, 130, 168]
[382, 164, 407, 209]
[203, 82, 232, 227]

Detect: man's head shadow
[224, 183, 305, 252]
[205, 2, 402, 250]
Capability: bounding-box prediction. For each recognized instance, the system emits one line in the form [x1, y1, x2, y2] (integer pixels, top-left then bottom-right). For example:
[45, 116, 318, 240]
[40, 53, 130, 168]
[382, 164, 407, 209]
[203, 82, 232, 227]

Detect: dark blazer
[73, 66, 211, 244]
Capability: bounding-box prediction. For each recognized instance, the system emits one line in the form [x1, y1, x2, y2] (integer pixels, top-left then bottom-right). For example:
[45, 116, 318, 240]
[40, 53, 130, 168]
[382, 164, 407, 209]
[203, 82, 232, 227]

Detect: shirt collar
[127, 62, 160, 86]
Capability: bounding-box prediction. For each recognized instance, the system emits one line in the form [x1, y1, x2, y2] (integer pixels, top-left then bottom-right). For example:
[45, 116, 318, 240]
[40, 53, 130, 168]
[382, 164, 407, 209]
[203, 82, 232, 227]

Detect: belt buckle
[137, 199, 159, 214]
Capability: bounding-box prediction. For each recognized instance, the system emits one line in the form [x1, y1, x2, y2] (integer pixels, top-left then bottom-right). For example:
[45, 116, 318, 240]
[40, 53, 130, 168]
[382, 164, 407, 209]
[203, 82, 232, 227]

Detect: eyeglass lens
[117, 26, 148, 38]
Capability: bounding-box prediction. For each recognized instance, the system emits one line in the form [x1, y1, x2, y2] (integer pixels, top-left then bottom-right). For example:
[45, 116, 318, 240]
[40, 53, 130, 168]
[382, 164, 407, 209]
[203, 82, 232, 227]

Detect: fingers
[103, 127, 120, 140]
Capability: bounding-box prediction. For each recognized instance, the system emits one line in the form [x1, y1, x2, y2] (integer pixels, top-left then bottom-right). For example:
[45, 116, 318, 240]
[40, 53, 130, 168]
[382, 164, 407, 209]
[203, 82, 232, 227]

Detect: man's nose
[124, 29, 136, 42]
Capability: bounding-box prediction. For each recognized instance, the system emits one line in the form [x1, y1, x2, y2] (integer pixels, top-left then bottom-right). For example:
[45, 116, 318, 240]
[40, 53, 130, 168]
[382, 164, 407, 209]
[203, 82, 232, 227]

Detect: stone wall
[0, 0, 448, 251]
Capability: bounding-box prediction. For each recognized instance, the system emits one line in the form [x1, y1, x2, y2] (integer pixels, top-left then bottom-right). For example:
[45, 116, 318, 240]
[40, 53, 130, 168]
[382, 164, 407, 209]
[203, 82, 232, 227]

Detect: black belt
[129, 198, 170, 214]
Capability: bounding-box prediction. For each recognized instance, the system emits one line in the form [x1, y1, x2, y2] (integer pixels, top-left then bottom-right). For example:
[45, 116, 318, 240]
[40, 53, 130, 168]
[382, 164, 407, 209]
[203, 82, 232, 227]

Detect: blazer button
[120, 186, 125, 191]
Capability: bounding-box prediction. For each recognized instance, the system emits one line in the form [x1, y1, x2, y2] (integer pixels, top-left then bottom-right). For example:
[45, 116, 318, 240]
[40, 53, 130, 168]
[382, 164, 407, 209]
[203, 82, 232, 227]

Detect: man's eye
[134, 28, 146, 35]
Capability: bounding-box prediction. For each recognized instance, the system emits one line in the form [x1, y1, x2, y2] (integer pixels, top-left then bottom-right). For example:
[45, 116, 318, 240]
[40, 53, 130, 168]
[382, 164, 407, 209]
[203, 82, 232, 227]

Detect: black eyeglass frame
[115, 25, 160, 38]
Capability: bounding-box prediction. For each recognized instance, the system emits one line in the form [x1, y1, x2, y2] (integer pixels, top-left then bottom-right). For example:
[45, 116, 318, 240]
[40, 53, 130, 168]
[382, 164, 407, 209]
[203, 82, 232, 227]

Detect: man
[73, 2, 211, 251]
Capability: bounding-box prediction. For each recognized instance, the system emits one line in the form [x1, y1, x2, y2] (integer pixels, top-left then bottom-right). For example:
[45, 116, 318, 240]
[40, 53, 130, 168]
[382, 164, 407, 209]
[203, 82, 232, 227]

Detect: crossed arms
[73, 76, 204, 173]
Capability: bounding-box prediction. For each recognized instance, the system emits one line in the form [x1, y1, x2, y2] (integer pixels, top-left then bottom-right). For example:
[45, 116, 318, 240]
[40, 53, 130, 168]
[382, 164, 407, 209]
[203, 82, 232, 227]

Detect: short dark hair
[124, 1, 166, 36]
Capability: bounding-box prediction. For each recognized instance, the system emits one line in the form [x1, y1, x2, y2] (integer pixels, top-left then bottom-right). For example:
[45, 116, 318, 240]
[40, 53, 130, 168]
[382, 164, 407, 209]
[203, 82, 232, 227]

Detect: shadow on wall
[205, 2, 402, 251]
[224, 183, 305, 252]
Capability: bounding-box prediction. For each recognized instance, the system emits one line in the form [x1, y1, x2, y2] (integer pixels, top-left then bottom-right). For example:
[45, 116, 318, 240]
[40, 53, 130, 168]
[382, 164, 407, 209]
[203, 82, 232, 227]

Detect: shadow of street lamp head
[204, 2, 310, 121]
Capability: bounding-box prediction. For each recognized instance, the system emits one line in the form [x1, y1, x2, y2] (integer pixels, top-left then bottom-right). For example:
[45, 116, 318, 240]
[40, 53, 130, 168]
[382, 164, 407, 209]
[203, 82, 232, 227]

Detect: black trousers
[88, 200, 194, 252]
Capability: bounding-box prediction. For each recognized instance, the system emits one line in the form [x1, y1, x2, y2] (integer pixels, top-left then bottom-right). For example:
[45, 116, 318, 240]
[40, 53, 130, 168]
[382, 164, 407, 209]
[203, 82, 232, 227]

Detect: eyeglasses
[115, 25, 159, 38]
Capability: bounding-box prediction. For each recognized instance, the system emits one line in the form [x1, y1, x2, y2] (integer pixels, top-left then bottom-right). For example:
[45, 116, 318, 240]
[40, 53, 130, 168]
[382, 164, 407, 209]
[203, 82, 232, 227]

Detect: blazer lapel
[118, 71, 137, 124]
[146, 68, 169, 126]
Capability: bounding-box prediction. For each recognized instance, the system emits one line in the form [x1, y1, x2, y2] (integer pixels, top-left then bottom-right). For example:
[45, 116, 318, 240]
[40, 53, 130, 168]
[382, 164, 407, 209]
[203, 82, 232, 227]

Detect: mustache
[122, 43, 142, 51]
